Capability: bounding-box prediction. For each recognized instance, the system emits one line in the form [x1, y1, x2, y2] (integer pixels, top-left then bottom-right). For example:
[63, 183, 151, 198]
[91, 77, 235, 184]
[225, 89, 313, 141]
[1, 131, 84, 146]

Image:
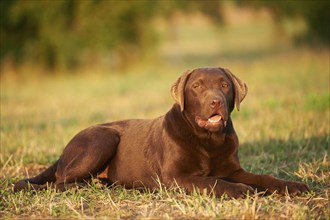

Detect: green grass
[1, 11, 329, 219]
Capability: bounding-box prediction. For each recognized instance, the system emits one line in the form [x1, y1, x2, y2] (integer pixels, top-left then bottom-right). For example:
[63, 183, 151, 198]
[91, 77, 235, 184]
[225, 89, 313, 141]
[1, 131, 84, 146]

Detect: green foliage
[237, 0, 330, 45]
[0, 0, 223, 71]
[0, 0, 159, 69]
[2, 0, 328, 71]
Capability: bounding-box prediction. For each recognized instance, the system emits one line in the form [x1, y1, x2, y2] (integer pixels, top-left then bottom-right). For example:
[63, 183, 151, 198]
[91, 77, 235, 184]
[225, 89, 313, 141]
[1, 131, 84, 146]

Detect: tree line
[1, 0, 328, 72]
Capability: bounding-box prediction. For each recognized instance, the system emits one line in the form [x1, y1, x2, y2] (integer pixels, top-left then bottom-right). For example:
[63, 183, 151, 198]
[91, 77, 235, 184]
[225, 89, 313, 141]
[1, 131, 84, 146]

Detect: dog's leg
[227, 169, 309, 195]
[163, 175, 254, 198]
[14, 126, 119, 192]
[53, 126, 120, 191]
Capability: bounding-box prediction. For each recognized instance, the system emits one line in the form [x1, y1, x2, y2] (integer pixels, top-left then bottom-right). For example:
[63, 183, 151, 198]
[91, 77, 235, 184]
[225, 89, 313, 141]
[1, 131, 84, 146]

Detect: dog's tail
[13, 160, 59, 192]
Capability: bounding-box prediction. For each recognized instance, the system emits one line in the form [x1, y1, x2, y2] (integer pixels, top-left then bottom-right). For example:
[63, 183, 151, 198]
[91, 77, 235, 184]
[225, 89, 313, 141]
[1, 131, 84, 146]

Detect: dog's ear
[171, 69, 194, 111]
[223, 68, 248, 111]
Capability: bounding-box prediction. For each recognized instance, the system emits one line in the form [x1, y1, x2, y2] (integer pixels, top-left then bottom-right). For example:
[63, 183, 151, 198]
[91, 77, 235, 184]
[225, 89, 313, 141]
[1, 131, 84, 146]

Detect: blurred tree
[0, 0, 223, 72]
[0, 0, 158, 70]
[236, 0, 330, 45]
[1, 0, 328, 73]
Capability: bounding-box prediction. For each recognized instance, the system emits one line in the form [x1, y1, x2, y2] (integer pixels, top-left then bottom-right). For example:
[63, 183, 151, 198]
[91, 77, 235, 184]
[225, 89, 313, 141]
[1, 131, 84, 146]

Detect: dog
[14, 67, 309, 198]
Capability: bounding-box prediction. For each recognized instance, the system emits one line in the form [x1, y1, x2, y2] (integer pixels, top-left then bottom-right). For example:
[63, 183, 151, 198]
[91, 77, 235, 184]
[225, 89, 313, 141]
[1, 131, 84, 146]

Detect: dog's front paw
[268, 180, 309, 195]
[220, 182, 254, 199]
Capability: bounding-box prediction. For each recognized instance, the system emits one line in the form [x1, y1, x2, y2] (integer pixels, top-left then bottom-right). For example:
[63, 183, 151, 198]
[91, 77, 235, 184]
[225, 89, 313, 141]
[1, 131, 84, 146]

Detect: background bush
[1, 0, 328, 72]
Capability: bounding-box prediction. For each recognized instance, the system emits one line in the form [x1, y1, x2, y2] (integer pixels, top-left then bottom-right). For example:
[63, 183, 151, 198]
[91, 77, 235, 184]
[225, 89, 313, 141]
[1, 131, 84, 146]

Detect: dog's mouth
[195, 114, 227, 131]
[208, 114, 223, 124]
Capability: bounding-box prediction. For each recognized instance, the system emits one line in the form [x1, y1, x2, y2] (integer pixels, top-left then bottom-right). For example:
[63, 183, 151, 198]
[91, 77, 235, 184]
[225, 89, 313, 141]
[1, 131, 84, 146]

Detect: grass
[1, 9, 329, 219]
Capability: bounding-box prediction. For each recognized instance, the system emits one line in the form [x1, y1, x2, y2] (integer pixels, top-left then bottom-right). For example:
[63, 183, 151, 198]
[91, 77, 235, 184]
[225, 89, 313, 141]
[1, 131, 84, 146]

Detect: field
[1, 12, 330, 219]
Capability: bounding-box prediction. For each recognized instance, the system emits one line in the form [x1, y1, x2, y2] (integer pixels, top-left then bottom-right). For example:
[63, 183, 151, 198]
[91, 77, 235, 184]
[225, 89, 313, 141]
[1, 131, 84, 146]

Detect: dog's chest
[195, 148, 214, 176]
[195, 140, 228, 177]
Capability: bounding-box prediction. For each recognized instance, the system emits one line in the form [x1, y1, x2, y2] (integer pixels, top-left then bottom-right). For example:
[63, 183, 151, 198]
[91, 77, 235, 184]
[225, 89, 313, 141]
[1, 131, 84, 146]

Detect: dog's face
[171, 67, 248, 132]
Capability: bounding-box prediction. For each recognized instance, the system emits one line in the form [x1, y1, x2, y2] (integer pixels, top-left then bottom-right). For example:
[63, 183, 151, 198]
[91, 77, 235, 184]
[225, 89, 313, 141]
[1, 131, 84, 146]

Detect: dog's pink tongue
[208, 115, 222, 123]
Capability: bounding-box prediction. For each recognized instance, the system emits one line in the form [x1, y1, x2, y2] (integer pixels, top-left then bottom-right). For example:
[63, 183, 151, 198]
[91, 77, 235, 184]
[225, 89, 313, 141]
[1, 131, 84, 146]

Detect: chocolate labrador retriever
[14, 67, 309, 198]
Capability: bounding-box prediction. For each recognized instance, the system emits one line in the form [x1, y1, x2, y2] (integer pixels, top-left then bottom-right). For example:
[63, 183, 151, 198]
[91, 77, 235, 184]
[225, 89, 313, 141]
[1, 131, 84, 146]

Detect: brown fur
[14, 67, 309, 198]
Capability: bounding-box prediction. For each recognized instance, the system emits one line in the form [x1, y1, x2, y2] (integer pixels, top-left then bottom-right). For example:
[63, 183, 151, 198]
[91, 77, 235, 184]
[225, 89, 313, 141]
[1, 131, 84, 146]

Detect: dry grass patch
[1, 171, 329, 219]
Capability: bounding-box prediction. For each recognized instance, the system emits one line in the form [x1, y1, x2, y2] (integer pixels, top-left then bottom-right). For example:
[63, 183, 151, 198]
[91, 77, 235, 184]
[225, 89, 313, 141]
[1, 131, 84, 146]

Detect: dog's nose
[210, 99, 223, 109]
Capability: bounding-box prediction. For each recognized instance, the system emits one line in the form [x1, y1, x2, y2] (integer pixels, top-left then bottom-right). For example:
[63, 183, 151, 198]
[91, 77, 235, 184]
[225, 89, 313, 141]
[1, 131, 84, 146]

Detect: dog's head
[171, 67, 248, 132]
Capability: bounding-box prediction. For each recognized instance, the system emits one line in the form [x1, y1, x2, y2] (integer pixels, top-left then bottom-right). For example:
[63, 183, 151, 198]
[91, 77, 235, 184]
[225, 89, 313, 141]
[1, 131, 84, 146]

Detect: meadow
[1, 12, 329, 219]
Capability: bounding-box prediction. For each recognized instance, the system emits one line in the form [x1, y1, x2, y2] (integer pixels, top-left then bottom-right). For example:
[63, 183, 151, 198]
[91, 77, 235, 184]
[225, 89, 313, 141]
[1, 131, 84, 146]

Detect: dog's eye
[193, 83, 201, 89]
[222, 82, 229, 88]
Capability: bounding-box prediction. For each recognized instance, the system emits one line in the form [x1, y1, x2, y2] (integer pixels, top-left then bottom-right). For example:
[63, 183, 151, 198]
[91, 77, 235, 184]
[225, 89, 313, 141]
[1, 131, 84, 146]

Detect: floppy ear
[223, 68, 248, 111]
[170, 69, 194, 111]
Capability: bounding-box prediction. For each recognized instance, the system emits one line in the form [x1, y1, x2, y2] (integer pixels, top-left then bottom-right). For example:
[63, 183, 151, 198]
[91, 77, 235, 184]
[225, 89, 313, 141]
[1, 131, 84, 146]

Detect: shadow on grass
[239, 135, 329, 191]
